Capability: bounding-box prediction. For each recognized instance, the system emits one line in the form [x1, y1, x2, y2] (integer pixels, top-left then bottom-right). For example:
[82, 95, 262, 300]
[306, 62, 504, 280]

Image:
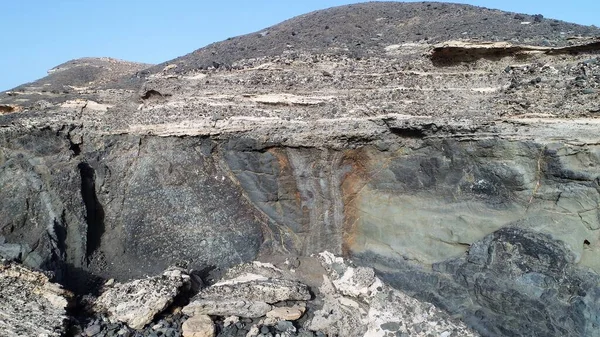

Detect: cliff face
[3, 130, 600, 335]
[1, 2, 600, 336]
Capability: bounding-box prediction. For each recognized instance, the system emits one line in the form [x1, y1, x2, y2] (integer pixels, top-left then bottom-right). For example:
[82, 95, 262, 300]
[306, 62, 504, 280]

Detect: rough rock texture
[94, 267, 191, 329]
[183, 299, 273, 318]
[365, 227, 600, 337]
[266, 306, 306, 321]
[184, 266, 310, 318]
[182, 314, 215, 337]
[0, 130, 264, 288]
[0, 260, 72, 337]
[201, 275, 311, 304]
[308, 252, 478, 337]
[2, 2, 600, 336]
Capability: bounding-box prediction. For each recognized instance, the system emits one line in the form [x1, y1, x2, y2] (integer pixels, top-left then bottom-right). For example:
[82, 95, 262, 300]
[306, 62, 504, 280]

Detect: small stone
[275, 321, 295, 332]
[85, 324, 102, 336]
[266, 306, 305, 321]
[247, 325, 260, 337]
[297, 330, 315, 337]
[260, 326, 270, 334]
[117, 328, 131, 337]
[182, 314, 214, 337]
[223, 315, 239, 327]
[380, 321, 401, 331]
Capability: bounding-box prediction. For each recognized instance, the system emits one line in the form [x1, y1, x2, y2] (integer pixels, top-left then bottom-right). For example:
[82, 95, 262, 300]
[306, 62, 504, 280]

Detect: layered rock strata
[1, 2, 600, 336]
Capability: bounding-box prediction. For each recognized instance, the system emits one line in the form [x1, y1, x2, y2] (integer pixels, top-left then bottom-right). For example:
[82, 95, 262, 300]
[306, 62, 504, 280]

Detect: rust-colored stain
[267, 147, 310, 235]
[340, 147, 371, 256]
[268, 148, 302, 206]
[0, 105, 23, 114]
[268, 148, 291, 172]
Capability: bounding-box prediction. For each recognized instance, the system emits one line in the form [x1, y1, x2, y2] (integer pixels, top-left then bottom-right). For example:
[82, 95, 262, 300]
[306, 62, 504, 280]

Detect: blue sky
[1, 0, 598, 91]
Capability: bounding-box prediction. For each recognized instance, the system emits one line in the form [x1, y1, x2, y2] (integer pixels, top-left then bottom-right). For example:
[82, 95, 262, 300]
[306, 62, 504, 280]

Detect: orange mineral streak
[268, 147, 290, 172]
[268, 147, 304, 209]
[340, 148, 371, 256]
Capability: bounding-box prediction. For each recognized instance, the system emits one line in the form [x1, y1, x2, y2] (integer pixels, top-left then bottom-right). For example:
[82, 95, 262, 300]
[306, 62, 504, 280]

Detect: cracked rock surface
[0, 260, 71, 337]
[94, 267, 191, 329]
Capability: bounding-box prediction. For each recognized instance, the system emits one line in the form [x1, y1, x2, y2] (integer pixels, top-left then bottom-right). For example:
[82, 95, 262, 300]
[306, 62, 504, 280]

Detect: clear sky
[1, 0, 598, 91]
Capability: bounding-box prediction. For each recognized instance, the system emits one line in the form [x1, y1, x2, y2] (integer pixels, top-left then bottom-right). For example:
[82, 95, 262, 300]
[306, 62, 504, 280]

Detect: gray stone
[0, 242, 23, 261]
[85, 324, 102, 336]
[362, 227, 600, 337]
[183, 299, 272, 318]
[274, 321, 295, 332]
[200, 274, 311, 304]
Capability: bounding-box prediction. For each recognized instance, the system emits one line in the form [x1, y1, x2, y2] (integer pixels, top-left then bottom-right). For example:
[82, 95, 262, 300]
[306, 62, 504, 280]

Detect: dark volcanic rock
[2, 2, 600, 336]
[361, 227, 600, 337]
[0, 128, 264, 285]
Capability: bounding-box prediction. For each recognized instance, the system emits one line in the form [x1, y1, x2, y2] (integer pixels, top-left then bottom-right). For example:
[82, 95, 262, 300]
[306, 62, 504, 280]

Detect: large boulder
[94, 267, 190, 329]
[366, 227, 600, 336]
[183, 263, 310, 318]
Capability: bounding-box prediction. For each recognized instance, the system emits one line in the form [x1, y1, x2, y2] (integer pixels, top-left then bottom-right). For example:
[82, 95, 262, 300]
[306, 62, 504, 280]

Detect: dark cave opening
[77, 162, 105, 263]
[69, 141, 81, 156]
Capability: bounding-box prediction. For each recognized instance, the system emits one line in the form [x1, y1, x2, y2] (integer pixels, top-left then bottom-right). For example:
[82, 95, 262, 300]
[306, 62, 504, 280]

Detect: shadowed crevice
[78, 162, 105, 263]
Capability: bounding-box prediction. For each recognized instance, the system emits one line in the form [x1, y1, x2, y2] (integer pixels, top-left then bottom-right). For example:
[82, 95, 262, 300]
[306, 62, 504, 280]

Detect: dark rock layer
[2, 126, 600, 336]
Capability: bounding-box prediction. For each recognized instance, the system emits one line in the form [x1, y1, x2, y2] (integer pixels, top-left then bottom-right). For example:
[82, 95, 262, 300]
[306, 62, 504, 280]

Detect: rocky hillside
[1, 2, 600, 337]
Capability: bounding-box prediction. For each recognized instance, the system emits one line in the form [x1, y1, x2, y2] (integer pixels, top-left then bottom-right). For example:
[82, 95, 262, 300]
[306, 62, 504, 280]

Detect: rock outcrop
[367, 227, 600, 336]
[0, 260, 72, 337]
[308, 252, 478, 337]
[179, 256, 477, 337]
[183, 263, 310, 319]
[94, 267, 191, 329]
[1, 2, 600, 336]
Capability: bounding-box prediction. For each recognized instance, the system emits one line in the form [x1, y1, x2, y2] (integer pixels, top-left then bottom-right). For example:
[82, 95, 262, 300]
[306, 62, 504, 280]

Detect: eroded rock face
[1, 2, 600, 336]
[0, 260, 71, 337]
[364, 227, 600, 337]
[0, 130, 264, 287]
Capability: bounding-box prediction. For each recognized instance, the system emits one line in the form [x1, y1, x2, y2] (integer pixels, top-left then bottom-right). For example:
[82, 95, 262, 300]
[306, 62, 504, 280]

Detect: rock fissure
[77, 162, 105, 263]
